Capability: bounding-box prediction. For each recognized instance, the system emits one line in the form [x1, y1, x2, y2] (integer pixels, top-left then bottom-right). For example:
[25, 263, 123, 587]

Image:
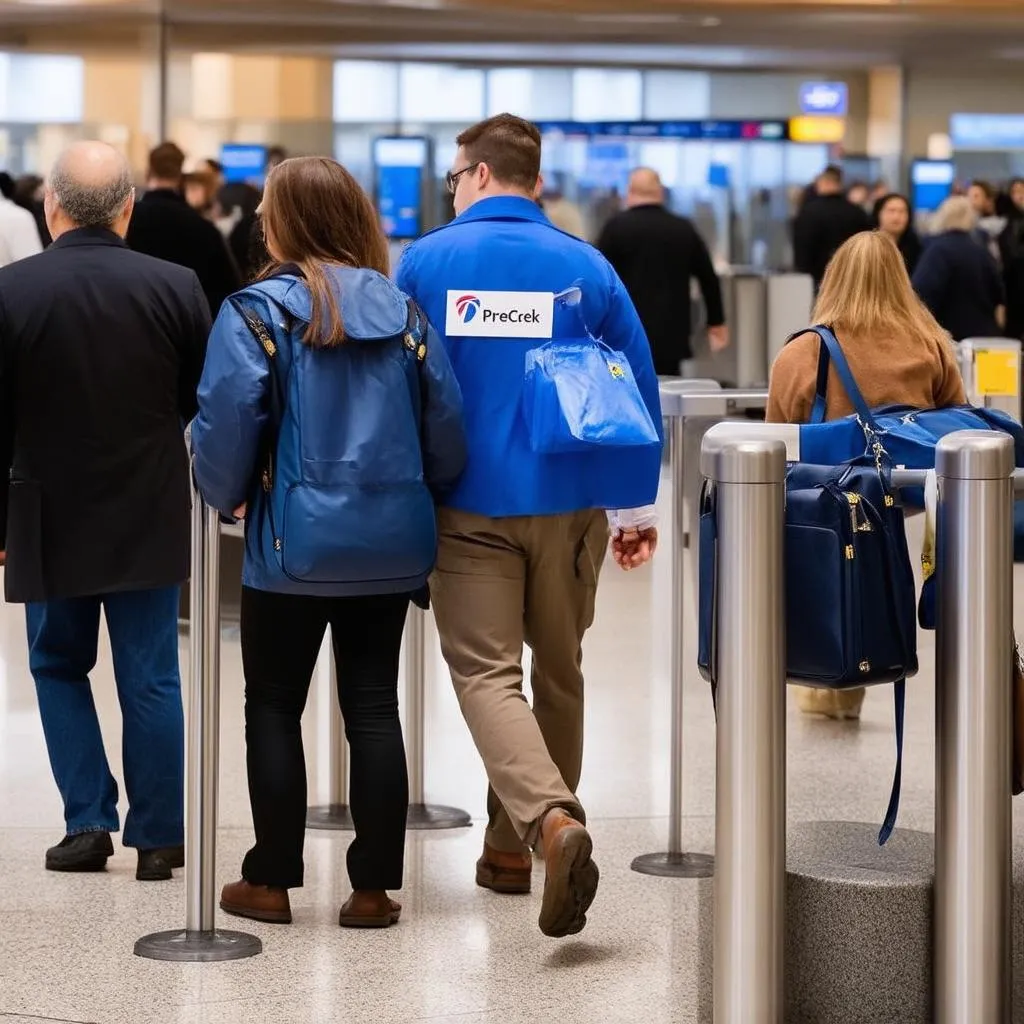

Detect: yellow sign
[788, 116, 846, 144]
[975, 349, 1020, 397]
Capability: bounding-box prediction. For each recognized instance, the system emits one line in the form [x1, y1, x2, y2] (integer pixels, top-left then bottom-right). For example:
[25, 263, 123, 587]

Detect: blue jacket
[912, 229, 1005, 341]
[191, 266, 467, 596]
[396, 195, 662, 518]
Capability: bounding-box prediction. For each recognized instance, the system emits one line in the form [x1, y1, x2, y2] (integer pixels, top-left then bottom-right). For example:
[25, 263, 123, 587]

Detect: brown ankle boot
[476, 842, 533, 894]
[220, 879, 292, 924]
[339, 890, 402, 929]
[539, 810, 599, 938]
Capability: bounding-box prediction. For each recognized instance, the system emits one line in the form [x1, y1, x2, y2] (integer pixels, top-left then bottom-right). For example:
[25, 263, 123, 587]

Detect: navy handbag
[699, 463, 919, 844]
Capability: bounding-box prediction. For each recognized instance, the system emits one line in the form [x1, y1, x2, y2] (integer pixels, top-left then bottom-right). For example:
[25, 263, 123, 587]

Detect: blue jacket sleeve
[419, 321, 467, 498]
[191, 300, 270, 516]
[592, 262, 664, 442]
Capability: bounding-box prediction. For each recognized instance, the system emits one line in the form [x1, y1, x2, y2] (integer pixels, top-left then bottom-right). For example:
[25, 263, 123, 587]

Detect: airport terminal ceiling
[0, 0, 1021, 68]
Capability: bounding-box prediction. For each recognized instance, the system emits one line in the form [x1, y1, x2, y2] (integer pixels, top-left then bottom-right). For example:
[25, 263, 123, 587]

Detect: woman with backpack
[768, 229, 966, 720]
[191, 156, 467, 927]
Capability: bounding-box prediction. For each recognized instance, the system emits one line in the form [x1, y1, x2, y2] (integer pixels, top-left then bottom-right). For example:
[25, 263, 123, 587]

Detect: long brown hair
[813, 230, 950, 349]
[258, 156, 390, 348]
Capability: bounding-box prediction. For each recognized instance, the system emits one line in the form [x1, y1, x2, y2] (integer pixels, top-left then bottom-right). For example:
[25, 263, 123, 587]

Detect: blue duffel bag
[797, 325, 1024, 507]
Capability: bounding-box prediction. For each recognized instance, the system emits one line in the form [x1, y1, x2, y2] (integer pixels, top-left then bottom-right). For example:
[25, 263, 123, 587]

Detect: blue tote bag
[522, 289, 660, 455]
[797, 326, 1024, 505]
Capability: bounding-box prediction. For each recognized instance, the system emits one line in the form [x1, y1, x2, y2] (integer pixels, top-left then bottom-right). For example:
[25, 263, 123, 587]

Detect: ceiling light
[701, 17, 722, 28]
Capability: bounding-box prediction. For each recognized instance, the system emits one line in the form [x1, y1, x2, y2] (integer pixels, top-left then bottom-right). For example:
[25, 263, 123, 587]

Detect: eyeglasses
[445, 162, 481, 195]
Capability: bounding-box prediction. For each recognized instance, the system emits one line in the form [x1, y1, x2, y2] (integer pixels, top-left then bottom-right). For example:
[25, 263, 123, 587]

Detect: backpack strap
[230, 295, 287, 491]
[402, 298, 428, 365]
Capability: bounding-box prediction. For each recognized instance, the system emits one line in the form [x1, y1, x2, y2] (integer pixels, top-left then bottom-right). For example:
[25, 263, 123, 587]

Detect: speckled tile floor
[2, 465, 1024, 1024]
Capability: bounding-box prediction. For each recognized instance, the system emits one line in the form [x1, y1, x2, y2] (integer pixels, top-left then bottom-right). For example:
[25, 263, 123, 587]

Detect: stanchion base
[631, 851, 715, 878]
[407, 803, 472, 831]
[134, 928, 262, 962]
[306, 804, 355, 831]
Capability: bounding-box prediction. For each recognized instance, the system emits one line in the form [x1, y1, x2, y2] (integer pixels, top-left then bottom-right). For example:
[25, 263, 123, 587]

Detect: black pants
[239, 586, 410, 891]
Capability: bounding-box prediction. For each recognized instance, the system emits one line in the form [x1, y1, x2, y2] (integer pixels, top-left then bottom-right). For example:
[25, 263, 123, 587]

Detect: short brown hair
[259, 156, 390, 348]
[456, 113, 541, 192]
[148, 142, 185, 181]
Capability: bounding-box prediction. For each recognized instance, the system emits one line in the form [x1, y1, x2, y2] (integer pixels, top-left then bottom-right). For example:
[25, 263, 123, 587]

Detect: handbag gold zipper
[844, 492, 873, 533]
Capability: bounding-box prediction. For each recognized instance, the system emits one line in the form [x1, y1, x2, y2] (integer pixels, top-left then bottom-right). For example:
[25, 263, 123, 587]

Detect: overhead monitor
[910, 160, 955, 213]
[220, 144, 267, 185]
[373, 136, 429, 240]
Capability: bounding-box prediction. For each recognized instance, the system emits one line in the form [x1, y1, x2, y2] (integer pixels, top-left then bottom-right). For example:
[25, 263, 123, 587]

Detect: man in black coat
[0, 141, 211, 880]
[793, 165, 871, 289]
[127, 141, 240, 318]
[597, 168, 728, 377]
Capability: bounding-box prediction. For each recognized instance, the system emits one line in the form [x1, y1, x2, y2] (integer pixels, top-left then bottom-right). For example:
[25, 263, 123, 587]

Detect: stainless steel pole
[706, 436, 787, 1024]
[306, 636, 354, 830]
[135, 493, 261, 962]
[405, 606, 471, 830]
[632, 412, 713, 878]
[934, 431, 1013, 1023]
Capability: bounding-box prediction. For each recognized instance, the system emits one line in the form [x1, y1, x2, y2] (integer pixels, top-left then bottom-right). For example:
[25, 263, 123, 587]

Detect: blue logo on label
[799, 82, 848, 116]
[456, 295, 481, 323]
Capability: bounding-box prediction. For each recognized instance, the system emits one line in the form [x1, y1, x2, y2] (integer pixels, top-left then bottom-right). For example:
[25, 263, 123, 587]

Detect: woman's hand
[233, 503, 247, 520]
[611, 526, 658, 571]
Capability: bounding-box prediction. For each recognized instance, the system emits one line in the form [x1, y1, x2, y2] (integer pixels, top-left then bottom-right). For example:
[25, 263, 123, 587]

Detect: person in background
[0, 171, 42, 266]
[872, 192, 923, 276]
[127, 142, 241, 317]
[542, 188, 586, 240]
[846, 180, 869, 210]
[215, 182, 266, 282]
[201, 158, 225, 192]
[1000, 180, 1024, 340]
[597, 167, 728, 375]
[0, 141, 210, 878]
[184, 169, 218, 219]
[967, 179, 1006, 265]
[397, 114, 662, 940]
[266, 145, 288, 173]
[913, 195, 1005, 341]
[12, 174, 50, 247]
[192, 156, 466, 930]
[1009, 178, 1024, 216]
[769, 231, 966, 720]
[869, 179, 890, 205]
[793, 164, 871, 289]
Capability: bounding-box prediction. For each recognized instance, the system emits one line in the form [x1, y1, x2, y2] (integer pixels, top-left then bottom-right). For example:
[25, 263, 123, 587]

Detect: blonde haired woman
[912, 195, 1005, 341]
[768, 230, 966, 719]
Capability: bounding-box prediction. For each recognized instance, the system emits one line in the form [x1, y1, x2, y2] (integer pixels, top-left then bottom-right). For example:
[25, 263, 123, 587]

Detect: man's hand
[611, 527, 658, 571]
[233, 504, 247, 520]
[708, 324, 730, 353]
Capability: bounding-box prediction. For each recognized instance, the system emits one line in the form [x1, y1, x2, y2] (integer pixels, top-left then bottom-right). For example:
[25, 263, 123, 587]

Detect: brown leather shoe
[339, 890, 402, 929]
[220, 879, 292, 924]
[476, 843, 533, 894]
[538, 810, 599, 938]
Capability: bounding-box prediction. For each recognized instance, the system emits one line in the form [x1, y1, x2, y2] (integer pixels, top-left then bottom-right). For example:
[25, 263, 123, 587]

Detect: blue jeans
[26, 586, 184, 850]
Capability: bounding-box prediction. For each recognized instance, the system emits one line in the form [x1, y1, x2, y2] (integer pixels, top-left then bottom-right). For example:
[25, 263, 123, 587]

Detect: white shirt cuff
[607, 505, 659, 532]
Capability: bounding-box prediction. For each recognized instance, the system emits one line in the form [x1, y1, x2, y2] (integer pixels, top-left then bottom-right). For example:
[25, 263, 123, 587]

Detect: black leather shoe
[137, 844, 185, 882]
[45, 832, 114, 873]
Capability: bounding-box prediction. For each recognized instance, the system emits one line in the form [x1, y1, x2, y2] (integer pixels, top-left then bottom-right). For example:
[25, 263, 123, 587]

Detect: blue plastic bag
[522, 288, 660, 455]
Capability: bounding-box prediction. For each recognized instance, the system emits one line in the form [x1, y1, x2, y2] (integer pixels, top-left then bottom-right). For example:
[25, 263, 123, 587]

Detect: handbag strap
[878, 681, 905, 846]
[799, 325, 879, 429]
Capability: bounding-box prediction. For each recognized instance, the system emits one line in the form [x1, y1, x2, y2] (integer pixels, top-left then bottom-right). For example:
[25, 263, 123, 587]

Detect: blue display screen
[799, 82, 848, 117]
[535, 120, 789, 141]
[220, 144, 266, 185]
[911, 160, 955, 213]
[373, 137, 428, 240]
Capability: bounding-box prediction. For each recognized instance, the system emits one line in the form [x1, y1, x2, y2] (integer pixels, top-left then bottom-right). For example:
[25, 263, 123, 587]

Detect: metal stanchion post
[136, 497, 261, 962]
[934, 432, 1013, 1022]
[633, 412, 714, 878]
[405, 606, 471, 830]
[706, 435, 786, 1024]
[306, 636, 354, 830]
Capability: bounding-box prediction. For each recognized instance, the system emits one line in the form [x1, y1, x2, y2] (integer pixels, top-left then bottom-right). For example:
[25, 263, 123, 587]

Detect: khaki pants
[430, 506, 608, 853]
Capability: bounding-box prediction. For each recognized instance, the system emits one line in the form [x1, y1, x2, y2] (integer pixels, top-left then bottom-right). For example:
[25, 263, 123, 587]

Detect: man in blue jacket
[397, 114, 662, 938]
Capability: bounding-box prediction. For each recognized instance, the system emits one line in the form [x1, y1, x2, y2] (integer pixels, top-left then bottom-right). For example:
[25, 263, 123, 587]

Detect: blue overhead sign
[950, 113, 1024, 150]
[535, 120, 789, 142]
[220, 144, 266, 184]
[799, 82, 848, 117]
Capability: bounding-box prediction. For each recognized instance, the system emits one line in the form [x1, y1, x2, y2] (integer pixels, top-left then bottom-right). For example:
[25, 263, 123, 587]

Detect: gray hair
[932, 195, 978, 235]
[49, 149, 134, 229]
